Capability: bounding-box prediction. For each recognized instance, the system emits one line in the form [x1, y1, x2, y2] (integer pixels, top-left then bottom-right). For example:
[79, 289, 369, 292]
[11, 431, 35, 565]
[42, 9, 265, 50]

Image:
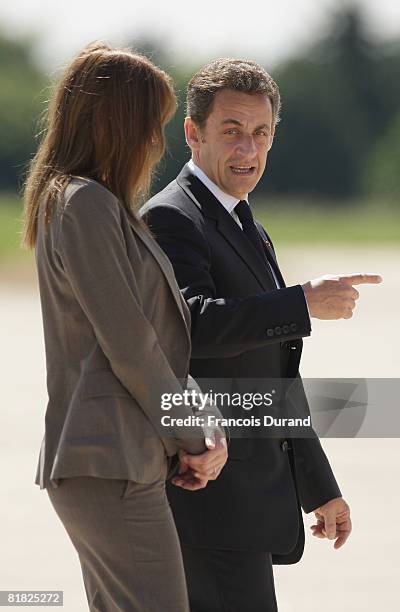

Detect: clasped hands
[172, 432, 228, 491]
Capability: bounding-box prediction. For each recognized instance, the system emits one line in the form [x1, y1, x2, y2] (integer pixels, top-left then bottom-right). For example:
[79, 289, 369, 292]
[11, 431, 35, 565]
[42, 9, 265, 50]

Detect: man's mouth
[229, 165, 256, 176]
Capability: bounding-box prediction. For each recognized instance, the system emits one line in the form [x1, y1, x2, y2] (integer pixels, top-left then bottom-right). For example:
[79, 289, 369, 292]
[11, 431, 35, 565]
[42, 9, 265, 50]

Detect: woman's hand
[171, 434, 228, 491]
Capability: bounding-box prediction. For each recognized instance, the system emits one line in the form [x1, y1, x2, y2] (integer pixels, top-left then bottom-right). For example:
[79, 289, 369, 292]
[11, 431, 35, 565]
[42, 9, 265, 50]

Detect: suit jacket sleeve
[142, 204, 311, 359]
[56, 184, 206, 454]
[285, 375, 342, 511]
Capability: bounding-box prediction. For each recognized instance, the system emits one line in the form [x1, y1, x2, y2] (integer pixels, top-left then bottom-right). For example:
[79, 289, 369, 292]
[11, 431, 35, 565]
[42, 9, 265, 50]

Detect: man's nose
[236, 135, 257, 157]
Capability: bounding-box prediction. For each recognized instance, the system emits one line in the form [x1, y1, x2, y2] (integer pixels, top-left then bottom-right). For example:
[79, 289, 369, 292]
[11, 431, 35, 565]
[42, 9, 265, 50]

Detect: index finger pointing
[342, 273, 383, 285]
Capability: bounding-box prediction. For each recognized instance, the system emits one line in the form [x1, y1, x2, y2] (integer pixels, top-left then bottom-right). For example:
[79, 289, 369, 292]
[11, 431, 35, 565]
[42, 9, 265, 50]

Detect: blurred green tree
[0, 31, 46, 192]
[262, 6, 400, 201]
[363, 110, 400, 199]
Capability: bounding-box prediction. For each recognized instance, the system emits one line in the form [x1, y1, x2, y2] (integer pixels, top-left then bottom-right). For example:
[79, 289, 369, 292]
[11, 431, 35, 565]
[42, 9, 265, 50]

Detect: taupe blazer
[34, 177, 208, 489]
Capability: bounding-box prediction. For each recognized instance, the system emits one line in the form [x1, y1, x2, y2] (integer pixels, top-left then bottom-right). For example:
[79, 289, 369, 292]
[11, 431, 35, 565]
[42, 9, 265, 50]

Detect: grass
[0, 195, 399, 263]
[253, 198, 400, 244]
[0, 195, 30, 260]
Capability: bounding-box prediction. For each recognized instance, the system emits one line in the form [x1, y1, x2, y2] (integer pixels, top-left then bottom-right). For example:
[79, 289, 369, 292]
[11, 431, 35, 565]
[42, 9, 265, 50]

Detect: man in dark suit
[141, 58, 380, 611]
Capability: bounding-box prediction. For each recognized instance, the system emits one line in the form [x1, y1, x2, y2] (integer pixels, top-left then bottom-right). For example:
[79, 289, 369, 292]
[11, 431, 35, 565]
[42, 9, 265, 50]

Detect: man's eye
[256, 131, 268, 137]
[224, 129, 238, 135]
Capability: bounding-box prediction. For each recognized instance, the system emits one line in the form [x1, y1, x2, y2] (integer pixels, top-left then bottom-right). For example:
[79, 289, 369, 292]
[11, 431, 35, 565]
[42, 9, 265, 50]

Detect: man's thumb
[324, 513, 337, 539]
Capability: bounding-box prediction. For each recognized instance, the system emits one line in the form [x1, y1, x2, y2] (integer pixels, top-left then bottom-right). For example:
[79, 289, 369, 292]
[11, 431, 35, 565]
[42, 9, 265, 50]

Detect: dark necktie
[234, 200, 266, 262]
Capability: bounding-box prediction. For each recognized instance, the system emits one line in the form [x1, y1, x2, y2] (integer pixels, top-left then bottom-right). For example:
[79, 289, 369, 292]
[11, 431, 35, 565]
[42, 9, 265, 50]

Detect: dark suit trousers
[47, 473, 190, 612]
[181, 545, 278, 612]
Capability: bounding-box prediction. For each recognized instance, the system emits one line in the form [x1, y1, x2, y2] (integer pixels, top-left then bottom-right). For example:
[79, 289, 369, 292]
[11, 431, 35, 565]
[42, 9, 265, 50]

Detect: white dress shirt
[187, 158, 280, 288]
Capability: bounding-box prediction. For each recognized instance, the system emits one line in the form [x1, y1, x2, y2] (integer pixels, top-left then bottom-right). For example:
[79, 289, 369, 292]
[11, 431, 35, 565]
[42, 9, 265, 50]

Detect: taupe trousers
[47, 470, 190, 612]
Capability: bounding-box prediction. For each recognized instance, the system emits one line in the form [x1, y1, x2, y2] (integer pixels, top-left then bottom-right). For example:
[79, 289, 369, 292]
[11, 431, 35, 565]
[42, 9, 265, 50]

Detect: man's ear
[184, 117, 202, 151]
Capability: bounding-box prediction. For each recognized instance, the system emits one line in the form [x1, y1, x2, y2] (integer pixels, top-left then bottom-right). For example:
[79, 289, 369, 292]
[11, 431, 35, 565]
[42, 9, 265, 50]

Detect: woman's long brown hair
[22, 41, 177, 249]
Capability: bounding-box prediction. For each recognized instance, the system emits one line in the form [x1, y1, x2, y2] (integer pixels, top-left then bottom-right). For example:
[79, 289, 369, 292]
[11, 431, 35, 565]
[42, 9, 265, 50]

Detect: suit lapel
[216, 212, 277, 290]
[126, 212, 191, 339]
[177, 165, 278, 292]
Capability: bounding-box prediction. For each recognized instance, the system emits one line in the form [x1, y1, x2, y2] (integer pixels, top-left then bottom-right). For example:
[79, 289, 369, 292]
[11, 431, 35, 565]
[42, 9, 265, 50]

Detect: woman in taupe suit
[22, 42, 227, 612]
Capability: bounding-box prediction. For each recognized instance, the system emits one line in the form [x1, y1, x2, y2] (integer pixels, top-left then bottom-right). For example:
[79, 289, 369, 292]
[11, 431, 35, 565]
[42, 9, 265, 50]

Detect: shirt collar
[187, 159, 248, 214]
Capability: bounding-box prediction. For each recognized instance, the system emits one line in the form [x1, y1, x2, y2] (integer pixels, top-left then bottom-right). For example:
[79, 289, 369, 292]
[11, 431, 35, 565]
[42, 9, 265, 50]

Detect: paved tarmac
[1, 246, 399, 611]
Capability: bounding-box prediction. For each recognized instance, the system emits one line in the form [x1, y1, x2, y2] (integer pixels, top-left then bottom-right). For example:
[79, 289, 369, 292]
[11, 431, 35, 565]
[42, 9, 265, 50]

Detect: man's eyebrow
[255, 123, 270, 132]
[221, 118, 243, 126]
[221, 119, 270, 132]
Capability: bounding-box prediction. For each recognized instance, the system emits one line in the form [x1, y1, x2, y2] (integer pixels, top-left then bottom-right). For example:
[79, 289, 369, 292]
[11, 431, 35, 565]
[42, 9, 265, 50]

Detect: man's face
[185, 89, 275, 199]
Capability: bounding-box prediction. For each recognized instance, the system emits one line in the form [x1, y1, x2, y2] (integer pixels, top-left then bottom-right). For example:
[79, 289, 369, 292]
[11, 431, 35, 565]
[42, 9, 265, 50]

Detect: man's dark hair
[186, 57, 281, 129]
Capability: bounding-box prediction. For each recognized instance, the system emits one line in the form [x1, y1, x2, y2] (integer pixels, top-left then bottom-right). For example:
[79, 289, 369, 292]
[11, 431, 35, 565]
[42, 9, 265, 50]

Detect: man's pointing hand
[302, 273, 383, 320]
